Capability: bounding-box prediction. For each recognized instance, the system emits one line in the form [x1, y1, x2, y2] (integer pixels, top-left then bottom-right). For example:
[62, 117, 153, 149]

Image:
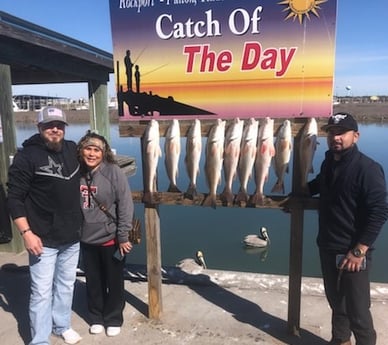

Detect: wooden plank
[118, 117, 328, 138]
[287, 128, 305, 336]
[145, 205, 163, 319]
[116, 154, 136, 177]
[131, 191, 318, 210]
[0, 64, 24, 253]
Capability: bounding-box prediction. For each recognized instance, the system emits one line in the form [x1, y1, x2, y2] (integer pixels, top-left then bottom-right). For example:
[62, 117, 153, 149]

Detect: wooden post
[140, 132, 163, 319]
[88, 80, 110, 142]
[0, 64, 24, 253]
[287, 126, 305, 336]
[145, 205, 162, 319]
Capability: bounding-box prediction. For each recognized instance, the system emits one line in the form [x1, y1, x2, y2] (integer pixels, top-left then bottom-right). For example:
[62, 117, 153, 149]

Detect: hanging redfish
[250, 117, 275, 205]
[203, 119, 225, 209]
[271, 120, 292, 194]
[164, 119, 181, 193]
[299, 117, 318, 193]
[184, 119, 202, 199]
[236, 118, 259, 204]
[142, 120, 161, 204]
[220, 118, 243, 205]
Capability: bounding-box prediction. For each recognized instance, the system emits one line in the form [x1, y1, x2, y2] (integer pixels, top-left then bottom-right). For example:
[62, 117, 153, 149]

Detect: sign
[109, 0, 337, 120]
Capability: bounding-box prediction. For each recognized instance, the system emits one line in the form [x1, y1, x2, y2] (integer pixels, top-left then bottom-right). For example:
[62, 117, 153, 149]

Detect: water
[15, 122, 388, 283]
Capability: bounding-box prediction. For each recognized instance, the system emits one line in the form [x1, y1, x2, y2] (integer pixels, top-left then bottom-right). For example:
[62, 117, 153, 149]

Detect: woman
[77, 131, 134, 337]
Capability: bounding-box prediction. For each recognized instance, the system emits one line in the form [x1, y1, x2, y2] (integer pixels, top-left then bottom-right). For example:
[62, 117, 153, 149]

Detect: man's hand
[23, 231, 43, 256]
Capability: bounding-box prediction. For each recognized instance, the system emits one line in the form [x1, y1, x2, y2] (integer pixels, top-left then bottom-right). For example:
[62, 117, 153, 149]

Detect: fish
[220, 118, 243, 205]
[235, 118, 259, 204]
[271, 120, 292, 194]
[299, 117, 318, 193]
[184, 119, 202, 199]
[164, 119, 181, 193]
[203, 119, 226, 208]
[250, 117, 275, 205]
[142, 119, 162, 204]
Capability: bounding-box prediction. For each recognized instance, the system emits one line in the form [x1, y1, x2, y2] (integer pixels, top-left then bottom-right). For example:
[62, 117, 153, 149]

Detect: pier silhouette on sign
[117, 49, 215, 117]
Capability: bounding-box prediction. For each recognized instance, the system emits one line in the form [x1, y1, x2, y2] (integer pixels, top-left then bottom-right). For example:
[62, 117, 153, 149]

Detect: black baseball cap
[321, 112, 358, 132]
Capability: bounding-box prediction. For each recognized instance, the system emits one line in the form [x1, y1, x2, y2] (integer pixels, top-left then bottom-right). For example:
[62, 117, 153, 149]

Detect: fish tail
[142, 191, 156, 204]
[184, 183, 197, 200]
[271, 180, 285, 194]
[249, 192, 265, 206]
[220, 188, 234, 206]
[202, 194, 217, 209]
[167, 183, 181, 193]
[235, 190, 248, 204]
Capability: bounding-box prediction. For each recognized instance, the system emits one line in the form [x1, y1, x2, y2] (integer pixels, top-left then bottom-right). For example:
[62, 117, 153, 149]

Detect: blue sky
[1, 0, 387, 99]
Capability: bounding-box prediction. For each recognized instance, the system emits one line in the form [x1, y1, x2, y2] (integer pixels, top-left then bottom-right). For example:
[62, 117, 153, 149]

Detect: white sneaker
[89, 324, 104, 334]
[106, 326, 121, 337]
[62, 328, 82, 344]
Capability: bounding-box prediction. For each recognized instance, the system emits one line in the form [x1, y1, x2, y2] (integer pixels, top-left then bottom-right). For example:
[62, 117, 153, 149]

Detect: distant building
[13, 94, 70, 111]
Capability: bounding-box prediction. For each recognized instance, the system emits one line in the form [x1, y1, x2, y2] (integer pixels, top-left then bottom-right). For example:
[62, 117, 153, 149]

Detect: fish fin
[270, 145, 276, 157]
[260, 143, 267, 155]
[174, 142, 181, 155]
[280, 140, 288, 151]
[224, 142, 232, 155]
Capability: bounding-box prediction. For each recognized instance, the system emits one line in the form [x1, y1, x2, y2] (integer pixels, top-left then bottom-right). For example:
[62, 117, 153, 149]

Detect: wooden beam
[131, 191, 318, 210]
[145, 205, 163, 319]
[287, 127, 305, 336]
[88, 81, 110, 142]
[118, 117, 328, 138]
[0, 64, 23, 252]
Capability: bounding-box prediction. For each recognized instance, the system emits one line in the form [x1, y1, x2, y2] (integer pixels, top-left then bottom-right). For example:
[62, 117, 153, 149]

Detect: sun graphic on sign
[278, 0, 327, 24]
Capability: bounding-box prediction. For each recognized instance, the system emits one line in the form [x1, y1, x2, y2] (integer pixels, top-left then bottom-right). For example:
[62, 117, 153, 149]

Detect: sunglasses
[40, 121, 66, 130]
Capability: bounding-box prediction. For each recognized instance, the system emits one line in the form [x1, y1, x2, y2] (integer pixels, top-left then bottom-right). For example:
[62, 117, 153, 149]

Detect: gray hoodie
[80, 161, 134, 245]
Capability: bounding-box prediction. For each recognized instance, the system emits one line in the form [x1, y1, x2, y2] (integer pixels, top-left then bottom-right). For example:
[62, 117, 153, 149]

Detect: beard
[45, 140, 63, 152]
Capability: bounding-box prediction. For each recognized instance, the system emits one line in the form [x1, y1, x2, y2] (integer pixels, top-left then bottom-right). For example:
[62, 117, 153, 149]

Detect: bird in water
[177, 250, 207, 274]
[243, 227, 270, 248]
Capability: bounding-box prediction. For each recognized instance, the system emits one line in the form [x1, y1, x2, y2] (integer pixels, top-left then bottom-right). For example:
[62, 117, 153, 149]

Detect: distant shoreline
[13, 103, 388, 124]
[14, 109, 119, 124]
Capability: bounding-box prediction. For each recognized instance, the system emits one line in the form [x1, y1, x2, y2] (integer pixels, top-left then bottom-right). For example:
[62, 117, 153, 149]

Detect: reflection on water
[16, 122, 388, 283]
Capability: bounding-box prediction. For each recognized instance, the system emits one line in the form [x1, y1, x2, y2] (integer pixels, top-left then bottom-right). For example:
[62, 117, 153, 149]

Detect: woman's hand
[119, 241, 133, 256]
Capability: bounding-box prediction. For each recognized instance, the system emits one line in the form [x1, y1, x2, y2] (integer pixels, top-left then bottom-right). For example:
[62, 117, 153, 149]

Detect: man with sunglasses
[7, 107, 83, 345]
[308, 113, 388, 345]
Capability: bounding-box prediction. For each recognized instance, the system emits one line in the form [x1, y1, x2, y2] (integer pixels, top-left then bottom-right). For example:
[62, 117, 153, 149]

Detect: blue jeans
[28, 243, 80, 345]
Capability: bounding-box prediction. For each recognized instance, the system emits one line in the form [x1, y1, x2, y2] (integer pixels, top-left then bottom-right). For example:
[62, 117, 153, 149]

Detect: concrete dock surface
[1, 251, 388, 345]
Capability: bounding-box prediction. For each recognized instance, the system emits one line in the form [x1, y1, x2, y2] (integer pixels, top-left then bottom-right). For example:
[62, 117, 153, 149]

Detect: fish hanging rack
[118, 116, 325, 335]
[119, 117, 326, 210]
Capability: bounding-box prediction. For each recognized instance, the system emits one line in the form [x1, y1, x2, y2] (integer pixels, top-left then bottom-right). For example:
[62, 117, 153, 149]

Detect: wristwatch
[351, 247, 366, 258]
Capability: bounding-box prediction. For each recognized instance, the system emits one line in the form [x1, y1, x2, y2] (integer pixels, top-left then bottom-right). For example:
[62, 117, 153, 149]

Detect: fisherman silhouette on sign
[135, 64, 140, 93]
[124, 49, 134, 91]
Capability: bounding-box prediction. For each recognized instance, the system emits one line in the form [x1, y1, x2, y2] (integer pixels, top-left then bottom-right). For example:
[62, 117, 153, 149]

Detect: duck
[243, 226, 270, 248]
[177, 250, 207, 274]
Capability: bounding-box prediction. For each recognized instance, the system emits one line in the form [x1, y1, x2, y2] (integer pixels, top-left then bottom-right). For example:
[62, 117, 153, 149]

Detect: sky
[1, 0, 387, 100]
